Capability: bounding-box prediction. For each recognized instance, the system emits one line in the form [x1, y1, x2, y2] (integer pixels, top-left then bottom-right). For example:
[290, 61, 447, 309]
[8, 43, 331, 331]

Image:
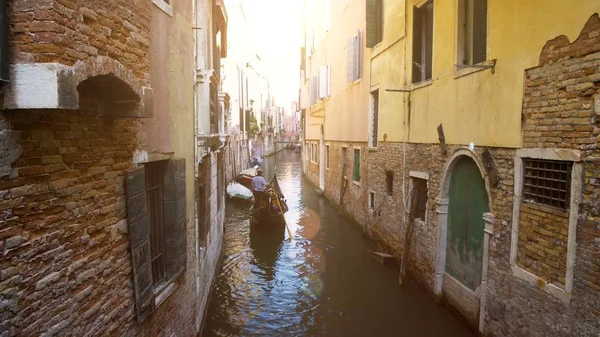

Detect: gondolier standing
[251, 169, 268, 207]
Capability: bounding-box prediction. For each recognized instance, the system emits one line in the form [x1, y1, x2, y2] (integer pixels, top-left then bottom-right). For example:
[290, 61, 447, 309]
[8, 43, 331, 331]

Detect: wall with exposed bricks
[8, 0, 151, 84]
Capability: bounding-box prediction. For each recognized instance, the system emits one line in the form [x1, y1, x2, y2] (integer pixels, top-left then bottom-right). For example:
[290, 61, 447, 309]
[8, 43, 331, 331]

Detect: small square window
[386, 171, 394, 196]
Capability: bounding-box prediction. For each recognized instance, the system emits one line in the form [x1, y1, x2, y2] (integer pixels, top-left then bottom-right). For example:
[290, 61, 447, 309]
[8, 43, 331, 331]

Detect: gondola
[250, 174, 289, 225]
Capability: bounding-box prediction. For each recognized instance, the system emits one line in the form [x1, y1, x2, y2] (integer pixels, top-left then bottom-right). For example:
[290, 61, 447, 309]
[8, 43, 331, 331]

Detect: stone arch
[74, 56, 144, 98]
[434, 148, 494, 295]
[73, 56, 152, 117]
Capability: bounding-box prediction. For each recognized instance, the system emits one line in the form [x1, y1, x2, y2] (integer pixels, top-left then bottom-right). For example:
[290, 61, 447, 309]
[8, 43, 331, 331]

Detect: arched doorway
[435, 150, 493, 328]
[445, 156, 489, 290]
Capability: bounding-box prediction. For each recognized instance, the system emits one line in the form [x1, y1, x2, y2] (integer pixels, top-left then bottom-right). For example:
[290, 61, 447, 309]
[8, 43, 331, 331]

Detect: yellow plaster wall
[305, 0, 371, 143]
[374, 0, 600, 147]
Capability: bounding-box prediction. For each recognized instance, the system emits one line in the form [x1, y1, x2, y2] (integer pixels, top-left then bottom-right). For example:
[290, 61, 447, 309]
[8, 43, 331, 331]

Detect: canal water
[204, 151, 473, 337]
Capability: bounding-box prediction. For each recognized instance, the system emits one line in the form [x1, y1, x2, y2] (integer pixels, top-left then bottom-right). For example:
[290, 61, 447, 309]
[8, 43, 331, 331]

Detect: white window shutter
[346, 37, 355, 82]
[327, 64, 331, 97]
[355, 30, 362, 80]
[318, 66, 327, 99]
[311, 76, 318, 104]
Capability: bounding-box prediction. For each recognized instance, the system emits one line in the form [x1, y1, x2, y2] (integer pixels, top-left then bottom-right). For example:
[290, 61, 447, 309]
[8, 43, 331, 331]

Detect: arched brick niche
[2, 56, 152, 117]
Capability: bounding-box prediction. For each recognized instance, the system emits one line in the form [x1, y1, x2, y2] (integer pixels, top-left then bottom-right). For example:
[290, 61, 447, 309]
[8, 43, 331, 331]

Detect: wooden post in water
[338, 163, 347, 215]
[399, 189, 418, 286]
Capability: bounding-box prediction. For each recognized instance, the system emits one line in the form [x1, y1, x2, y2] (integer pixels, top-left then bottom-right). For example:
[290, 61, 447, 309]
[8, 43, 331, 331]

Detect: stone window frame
[510, 148, 583, 305]
[368, 86, 380, 149]
[408, 171, 429, 225]
[368, 190, 376, 214]
[153, 0, 174, 17]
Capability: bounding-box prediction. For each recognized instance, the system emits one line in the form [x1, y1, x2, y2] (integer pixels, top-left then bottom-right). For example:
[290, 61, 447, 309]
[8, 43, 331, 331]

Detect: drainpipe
[0, 0, 10, 90]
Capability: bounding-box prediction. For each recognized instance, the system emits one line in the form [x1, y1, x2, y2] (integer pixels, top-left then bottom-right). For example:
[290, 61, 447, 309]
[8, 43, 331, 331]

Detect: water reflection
[205, 151, 473, 337]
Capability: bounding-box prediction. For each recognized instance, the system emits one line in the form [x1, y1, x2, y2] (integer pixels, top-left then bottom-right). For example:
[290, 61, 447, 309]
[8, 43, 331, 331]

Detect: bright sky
[240, 0, 302, 109]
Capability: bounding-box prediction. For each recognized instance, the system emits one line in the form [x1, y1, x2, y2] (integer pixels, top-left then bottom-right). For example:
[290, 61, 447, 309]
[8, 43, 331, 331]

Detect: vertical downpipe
[0, 0, 10, 90]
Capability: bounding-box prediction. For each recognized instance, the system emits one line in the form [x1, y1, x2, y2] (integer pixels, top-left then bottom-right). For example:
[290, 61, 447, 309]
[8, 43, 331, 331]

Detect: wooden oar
[273, 195, 293, 241]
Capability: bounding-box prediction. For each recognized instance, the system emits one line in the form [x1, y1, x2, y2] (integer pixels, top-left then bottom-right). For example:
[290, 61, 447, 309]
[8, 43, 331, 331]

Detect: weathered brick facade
[0, 110, 142, 336]
[0, 0, 224, 335]
[304, 141, 371, 229]
[9, 0, 151, 82]
[517, 203, 569, 287]
[363, 14, 600, 336]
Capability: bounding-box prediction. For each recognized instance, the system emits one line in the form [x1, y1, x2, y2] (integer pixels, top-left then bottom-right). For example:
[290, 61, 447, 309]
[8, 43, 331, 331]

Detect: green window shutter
[366, 0, 378, 48]
[163, 158, 187, 282]
[125, 166, 154, 323]
[353, 149, 361, 182]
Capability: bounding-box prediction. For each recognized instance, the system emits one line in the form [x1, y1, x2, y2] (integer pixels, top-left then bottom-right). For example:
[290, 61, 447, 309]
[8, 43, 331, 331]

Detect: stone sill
[409, 79, 432, 91]
[154, 281, 178, 308]
[511, 265, 571, 304]
[454, 63, 488, 79]
[153, 0, 173, 17]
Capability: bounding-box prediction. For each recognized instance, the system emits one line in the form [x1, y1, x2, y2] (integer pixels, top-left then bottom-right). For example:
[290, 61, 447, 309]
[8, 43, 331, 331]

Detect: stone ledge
[510, 265, 572, 304]
[2, 61, 152, 118]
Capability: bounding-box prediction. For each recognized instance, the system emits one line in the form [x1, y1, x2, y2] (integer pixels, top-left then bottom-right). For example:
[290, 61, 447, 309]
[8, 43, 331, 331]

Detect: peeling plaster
[133, 149, 149, 164]
[0, 120, 22, 178]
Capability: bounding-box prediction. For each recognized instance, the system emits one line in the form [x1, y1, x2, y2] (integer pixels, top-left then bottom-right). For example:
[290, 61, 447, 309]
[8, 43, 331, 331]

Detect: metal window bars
[523, 159, 572, 209]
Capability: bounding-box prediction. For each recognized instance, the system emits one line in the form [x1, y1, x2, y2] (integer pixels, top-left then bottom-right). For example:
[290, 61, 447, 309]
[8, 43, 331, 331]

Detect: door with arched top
[445, 156, 489, 290]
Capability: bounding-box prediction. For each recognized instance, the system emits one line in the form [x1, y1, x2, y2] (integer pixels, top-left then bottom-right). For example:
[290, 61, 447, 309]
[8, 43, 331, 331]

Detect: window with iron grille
[523, 159, 572, 209]
[144, 160, 167, 287]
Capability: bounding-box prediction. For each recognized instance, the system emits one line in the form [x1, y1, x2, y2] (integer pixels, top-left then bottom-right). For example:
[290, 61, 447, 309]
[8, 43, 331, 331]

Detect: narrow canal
[204, 151, 473, 337]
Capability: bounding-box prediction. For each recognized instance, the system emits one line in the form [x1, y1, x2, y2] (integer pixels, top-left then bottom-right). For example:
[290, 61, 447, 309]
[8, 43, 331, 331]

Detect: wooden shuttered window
[366, 0, 383, 48]
[125, 166, 154, 323]
[346, 31, 362, 82]
[163, 158, 187, 281]
[310, 76, 319, 105]
[197, 159, 210, 246]
[412, 1, 433, 83]
[472, 0, 487, 65]
[125, 158, 187, 323]
[318, 65, 331, 99]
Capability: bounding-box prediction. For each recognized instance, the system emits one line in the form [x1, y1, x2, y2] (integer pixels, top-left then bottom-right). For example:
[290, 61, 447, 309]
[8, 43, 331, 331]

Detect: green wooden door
[446, 156, 489, 291]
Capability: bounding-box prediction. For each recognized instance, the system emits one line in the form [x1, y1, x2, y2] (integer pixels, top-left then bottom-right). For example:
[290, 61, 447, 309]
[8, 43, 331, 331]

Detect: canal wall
[308, 15, 600, 336]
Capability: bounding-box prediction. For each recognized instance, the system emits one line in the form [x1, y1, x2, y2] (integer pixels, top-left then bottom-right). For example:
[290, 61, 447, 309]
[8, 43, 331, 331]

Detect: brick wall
[8, 0, 151, 82]
[304, 140, 370, 229]
[486, 14, 600, 337]
[517, 203, 569, 287]
[0, 110, 201, 336]
[366, 142, 513, 293]
[0, 110, 142, 336]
